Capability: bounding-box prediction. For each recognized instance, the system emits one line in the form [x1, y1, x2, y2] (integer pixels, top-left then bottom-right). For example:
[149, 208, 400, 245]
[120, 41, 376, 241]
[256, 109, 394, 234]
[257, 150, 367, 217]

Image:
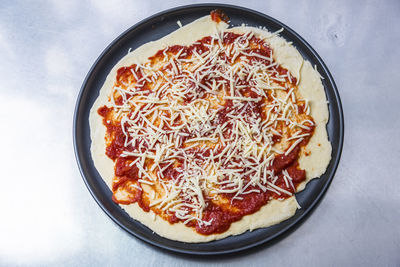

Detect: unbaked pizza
[89, 10, 331, 242]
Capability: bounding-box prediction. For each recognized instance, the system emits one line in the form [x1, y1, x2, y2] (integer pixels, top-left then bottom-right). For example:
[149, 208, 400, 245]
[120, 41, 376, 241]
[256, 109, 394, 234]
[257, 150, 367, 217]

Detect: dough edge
[89, 16, 331, 243]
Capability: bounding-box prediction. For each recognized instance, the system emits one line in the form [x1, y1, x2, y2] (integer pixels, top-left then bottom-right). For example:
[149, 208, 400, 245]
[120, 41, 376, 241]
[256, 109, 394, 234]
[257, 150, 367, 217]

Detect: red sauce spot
[272, 134, 281, 143]
[115, 95, 123, 105]
[210, 9, 229, 23]
[287, 161, 306, 184]
[112, 176, 129, 191]
[97, 106, 111, 118]
[168, 45, 185, 54]
[196, 205, 237, 234]
[271, 145, 301, 174]
[112, 181, 142, 205]
[116, 64, 137, 84]
[105, 126, 125, 160]
[188, 36, 212, 56]
[162, 164, 181, 180]
[138, 196, 150, 212]
[216, 99, 234, 124]
[298, 103, 306, 114]
[115, 158, 139, 180]
[223, 32, 241, 45]
[167, 214, 179, 224]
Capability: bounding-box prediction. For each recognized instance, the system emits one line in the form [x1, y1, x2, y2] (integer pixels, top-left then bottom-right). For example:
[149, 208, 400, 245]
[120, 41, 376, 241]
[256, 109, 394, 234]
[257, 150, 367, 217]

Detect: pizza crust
[89, 15, 331, 242]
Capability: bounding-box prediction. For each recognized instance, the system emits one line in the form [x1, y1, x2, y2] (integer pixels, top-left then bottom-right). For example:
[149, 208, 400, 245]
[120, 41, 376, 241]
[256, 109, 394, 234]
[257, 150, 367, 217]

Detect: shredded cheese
[104, 28, 315, 228]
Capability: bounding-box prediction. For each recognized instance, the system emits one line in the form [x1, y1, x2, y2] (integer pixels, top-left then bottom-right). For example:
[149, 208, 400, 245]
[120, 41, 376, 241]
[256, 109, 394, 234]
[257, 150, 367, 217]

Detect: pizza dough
[89, 15, 331, 242]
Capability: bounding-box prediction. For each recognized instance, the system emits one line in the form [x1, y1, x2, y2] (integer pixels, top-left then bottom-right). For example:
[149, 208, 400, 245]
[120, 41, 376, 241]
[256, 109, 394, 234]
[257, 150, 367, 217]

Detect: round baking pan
[73, 3, 344, 255]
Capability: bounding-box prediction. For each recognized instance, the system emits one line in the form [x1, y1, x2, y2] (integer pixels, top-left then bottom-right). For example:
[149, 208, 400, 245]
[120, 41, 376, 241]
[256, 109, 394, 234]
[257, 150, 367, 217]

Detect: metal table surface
[0, 0, 399, 266]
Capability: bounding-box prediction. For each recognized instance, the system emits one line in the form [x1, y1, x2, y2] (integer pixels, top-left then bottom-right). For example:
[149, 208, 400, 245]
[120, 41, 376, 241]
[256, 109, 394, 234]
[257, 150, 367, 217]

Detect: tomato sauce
[210, 9, 229, 23]
[97, 16, 314, 236]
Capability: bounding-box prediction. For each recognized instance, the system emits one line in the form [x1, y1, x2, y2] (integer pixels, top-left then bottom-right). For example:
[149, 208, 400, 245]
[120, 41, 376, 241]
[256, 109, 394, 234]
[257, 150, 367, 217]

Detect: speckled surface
[0, 0, 399, 266]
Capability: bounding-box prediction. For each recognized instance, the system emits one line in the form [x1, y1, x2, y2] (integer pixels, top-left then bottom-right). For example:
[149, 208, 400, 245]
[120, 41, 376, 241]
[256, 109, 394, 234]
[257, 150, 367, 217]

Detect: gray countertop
[1, 0, 399, 266]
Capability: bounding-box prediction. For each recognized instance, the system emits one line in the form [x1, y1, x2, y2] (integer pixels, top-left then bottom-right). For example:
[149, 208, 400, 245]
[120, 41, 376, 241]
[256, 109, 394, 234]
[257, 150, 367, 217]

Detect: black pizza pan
[73, 3, 344, 255]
